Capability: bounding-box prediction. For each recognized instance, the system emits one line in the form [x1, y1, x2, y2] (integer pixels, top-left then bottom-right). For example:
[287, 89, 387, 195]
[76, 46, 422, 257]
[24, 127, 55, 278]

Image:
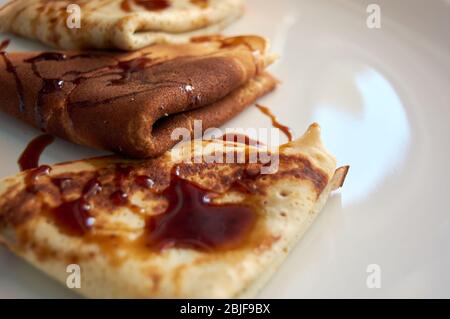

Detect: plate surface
[0, 0, 449, 298]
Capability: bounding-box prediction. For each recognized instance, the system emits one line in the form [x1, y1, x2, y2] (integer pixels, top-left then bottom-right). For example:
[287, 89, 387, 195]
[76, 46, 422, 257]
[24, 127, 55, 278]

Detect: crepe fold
[0, 0, 245, 50]
[0, 124, 348, 298]
[0, 36, 277, 158]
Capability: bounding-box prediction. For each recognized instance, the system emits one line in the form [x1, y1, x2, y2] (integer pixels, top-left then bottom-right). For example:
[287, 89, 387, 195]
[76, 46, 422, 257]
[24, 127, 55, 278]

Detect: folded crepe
[0, 35, 277, 158]
[0, 124, 348, 298]
[0, 0, 245, 50]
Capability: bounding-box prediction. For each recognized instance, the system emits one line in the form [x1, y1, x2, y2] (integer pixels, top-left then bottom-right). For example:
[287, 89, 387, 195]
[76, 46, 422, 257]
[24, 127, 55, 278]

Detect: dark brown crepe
[0, 36, 277, 157]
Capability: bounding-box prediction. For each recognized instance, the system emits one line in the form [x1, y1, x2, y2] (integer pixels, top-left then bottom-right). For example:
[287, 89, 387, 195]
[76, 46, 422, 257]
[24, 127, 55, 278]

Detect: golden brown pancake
[0, 0, 245, 50]
[0, 35, 277, 158]
[0, 124, 348, 298]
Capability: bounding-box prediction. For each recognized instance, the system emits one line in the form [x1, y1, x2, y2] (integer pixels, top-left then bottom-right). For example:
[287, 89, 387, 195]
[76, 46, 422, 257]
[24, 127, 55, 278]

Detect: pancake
[0, 35, 277, 158]
[0, 123, 349, 298]
[0, 0, 245, 50]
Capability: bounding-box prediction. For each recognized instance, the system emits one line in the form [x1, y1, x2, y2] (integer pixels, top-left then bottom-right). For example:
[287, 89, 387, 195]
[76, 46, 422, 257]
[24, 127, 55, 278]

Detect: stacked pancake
[0, 0, 349, 299]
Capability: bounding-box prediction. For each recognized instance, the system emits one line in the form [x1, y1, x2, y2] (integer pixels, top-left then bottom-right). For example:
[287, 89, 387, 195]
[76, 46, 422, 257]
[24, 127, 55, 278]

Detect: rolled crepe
[0, 0, 245, 50]
[0, 35, 277, 158]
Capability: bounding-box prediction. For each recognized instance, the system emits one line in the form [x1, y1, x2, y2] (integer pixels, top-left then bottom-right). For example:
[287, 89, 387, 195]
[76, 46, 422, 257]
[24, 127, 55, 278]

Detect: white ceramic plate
[0, 0, 449, 298]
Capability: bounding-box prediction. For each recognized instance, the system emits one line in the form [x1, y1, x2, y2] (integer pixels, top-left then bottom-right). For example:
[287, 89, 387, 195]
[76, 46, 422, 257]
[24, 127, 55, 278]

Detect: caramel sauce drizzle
[143, 168, 257, 251]
[255, 104, 293, 142]
[121, 0, 170, 12]
[51, 177, 102, 236]
[0, 39, 26, 112]
[18, 134, 55, 171]
[36, 164, 261, 251]
[7, 143, 329, 261]
[24, 165, 52, 193]
[120, 0, 208, 12]
[0, 39, 10, 51]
